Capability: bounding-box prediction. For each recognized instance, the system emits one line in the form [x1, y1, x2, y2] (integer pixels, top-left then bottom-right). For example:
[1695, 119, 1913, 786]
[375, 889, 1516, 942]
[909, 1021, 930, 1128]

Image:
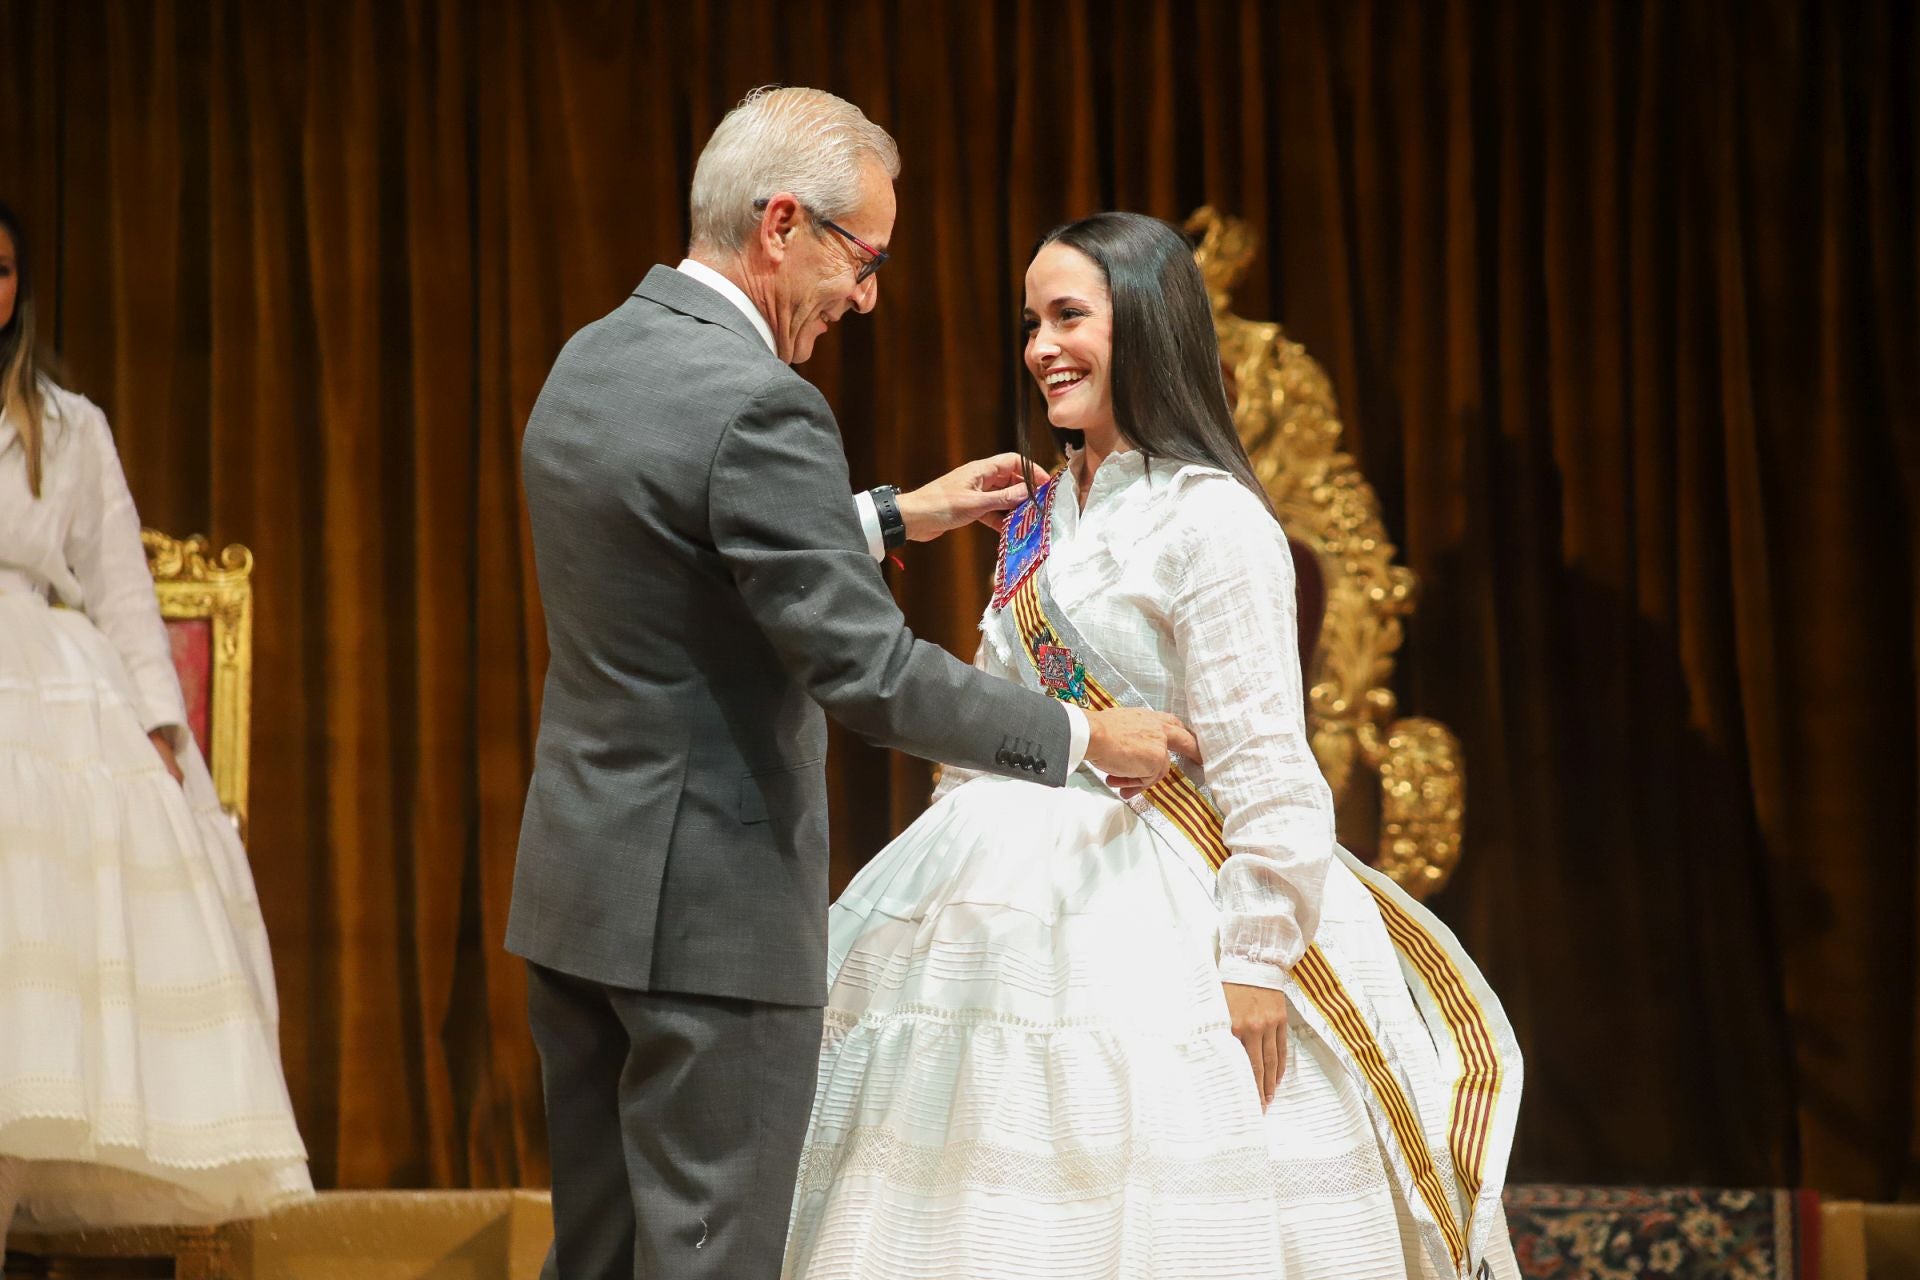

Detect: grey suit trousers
[528, 964, 823, 1280]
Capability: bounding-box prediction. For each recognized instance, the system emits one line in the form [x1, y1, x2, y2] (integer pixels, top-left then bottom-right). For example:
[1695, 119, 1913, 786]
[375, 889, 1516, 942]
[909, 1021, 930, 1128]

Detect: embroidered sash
[989, 475, 1522, 1280]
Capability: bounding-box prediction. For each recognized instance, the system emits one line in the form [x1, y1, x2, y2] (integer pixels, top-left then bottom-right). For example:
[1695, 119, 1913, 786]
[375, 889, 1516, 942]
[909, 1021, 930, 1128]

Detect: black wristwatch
[869, 484, 909, 550]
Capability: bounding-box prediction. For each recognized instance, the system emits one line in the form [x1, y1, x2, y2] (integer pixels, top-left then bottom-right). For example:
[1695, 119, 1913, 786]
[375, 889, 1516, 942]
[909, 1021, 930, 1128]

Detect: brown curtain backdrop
[3, 0, 1915, 1200]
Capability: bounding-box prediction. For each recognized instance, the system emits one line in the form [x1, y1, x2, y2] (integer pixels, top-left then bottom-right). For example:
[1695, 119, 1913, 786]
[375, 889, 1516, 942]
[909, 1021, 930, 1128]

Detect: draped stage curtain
[3, 0, 1915, 1200]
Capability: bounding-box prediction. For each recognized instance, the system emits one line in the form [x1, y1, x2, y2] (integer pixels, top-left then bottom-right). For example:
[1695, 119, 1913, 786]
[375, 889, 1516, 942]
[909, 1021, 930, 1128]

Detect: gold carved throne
[1189, 207, 1465, 899]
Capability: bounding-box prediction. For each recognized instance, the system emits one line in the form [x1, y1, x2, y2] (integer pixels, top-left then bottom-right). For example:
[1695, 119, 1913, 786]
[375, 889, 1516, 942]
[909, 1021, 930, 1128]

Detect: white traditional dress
[0, 383, 311, 1228]
[784, 451, 1522, 1280]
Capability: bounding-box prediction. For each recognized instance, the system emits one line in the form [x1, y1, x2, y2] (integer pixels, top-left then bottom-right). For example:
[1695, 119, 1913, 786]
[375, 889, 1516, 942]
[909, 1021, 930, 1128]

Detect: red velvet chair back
[164, 617, 215, 760]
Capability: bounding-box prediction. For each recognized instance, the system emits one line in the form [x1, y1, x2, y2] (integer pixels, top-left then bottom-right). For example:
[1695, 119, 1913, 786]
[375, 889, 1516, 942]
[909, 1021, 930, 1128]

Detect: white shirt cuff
[1063, 704, 1089, 773]
[852, 491, 886, 562]
[1216, 952, 1292, 993]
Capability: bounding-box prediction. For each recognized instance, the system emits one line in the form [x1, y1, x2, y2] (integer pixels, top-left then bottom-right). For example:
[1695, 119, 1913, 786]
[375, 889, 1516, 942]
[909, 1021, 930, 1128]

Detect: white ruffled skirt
[0, 592, 311, 1228]
[784, 772, 1518, 1280]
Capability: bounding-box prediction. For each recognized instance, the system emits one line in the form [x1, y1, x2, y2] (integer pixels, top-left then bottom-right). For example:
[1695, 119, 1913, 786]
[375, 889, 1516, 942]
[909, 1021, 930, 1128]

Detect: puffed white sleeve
[1167, 477, 1336, 989]
[62, 400, 190, 742]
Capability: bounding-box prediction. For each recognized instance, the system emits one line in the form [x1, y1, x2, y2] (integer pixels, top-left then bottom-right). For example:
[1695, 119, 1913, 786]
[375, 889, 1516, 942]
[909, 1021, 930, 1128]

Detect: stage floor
[10, 1186, 1919, 1279]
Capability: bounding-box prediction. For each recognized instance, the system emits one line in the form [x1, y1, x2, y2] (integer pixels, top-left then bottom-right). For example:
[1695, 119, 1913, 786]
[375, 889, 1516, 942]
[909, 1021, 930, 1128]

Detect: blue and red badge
[991, 474, 1057, 610]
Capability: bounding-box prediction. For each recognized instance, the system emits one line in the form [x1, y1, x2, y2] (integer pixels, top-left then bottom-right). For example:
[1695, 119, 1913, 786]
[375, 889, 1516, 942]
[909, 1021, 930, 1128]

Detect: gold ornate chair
[6, 532, 255, 1280]
[1188, 207, 1465, 899]
[143, 529, 255, 837]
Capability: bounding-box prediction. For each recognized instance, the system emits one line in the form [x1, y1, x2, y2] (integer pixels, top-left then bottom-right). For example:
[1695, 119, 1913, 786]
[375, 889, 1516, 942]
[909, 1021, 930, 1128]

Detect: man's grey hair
[689, 86, 901, 255]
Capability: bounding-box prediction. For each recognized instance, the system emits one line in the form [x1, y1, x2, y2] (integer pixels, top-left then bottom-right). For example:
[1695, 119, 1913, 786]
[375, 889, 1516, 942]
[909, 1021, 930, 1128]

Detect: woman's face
[0, 225, 17, 332]
[1023, 242, 1115, 439]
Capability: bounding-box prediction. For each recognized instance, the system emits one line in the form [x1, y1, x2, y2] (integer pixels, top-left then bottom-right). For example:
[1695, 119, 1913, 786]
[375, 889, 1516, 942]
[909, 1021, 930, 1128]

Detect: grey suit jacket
[508, 265, 1073, 1007]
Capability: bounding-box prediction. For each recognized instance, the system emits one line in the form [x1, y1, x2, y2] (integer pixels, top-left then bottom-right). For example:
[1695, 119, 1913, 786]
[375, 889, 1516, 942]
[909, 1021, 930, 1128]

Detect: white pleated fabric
[0, 594, 312, 1226]
[784, 453, 1518, 1279]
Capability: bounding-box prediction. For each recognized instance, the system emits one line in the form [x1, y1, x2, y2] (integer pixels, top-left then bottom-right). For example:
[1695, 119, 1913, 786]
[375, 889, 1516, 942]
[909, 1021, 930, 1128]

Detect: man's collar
[630, 264, 775, 357]
[674, 259, 777, 354]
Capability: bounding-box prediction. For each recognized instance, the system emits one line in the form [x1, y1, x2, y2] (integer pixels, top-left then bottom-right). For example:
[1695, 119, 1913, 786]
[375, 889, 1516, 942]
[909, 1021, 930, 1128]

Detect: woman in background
[0, 204, 310, 1255]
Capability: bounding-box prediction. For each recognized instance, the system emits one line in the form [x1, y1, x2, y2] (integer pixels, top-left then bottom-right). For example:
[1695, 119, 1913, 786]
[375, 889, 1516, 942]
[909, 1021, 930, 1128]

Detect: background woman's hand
[149, 729, 184, 786]
[1224, 982, 1289, 1110]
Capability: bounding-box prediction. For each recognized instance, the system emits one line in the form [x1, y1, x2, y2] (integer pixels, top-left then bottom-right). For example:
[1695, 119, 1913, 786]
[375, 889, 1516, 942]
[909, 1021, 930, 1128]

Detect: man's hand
[149, 729, 184, 787]
[1083, 708, 1201, 796]
[1225, 983, 1289, 1111]
[896, 452, 1049, 541]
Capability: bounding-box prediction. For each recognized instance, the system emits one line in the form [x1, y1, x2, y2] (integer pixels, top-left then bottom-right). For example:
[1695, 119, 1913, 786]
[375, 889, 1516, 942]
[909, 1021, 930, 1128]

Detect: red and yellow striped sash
[1291, 946, 1470, 1268]
[1361, 879, 1503, 1206]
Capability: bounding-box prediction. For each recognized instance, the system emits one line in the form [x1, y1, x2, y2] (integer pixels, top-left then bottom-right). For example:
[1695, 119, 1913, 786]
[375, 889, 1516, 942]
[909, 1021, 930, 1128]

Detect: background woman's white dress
[0, 385, 311, 1228]
[785, 454, 1518, 1279]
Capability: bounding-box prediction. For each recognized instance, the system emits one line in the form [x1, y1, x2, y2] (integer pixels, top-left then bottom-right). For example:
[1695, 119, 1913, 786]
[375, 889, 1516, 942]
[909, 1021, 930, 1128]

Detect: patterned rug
[4, 1184, 1832, 1278]
[1505, 1185, 1822, 1279]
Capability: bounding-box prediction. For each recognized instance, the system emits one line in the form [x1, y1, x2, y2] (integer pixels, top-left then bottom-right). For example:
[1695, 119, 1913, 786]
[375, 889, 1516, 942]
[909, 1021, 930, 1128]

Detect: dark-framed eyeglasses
[753, 197, 890, 284]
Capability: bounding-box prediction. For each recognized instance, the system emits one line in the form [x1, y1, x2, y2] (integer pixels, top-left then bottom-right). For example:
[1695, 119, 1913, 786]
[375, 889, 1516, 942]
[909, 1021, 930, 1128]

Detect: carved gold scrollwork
[1188, 208, 1464, 898]
[142, 528, 254, 839]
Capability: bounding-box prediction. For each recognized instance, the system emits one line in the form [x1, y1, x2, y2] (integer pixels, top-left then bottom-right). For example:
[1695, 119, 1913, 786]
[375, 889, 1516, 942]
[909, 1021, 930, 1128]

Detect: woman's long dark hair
[1016, 211, 1272, 514]
[0, 202, 60, 498]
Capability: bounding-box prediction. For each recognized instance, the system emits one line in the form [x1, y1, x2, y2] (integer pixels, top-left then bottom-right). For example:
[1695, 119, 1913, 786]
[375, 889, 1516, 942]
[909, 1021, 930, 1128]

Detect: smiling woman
[784, 213, 1525, 1280]
[1023, 246, 1113, 434]
[1018, 214, 1272, 512]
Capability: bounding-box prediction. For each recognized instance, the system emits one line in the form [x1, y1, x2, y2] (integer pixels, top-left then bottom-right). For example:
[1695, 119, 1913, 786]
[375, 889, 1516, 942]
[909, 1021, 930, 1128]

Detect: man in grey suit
[510, 87, 1193, 1279]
